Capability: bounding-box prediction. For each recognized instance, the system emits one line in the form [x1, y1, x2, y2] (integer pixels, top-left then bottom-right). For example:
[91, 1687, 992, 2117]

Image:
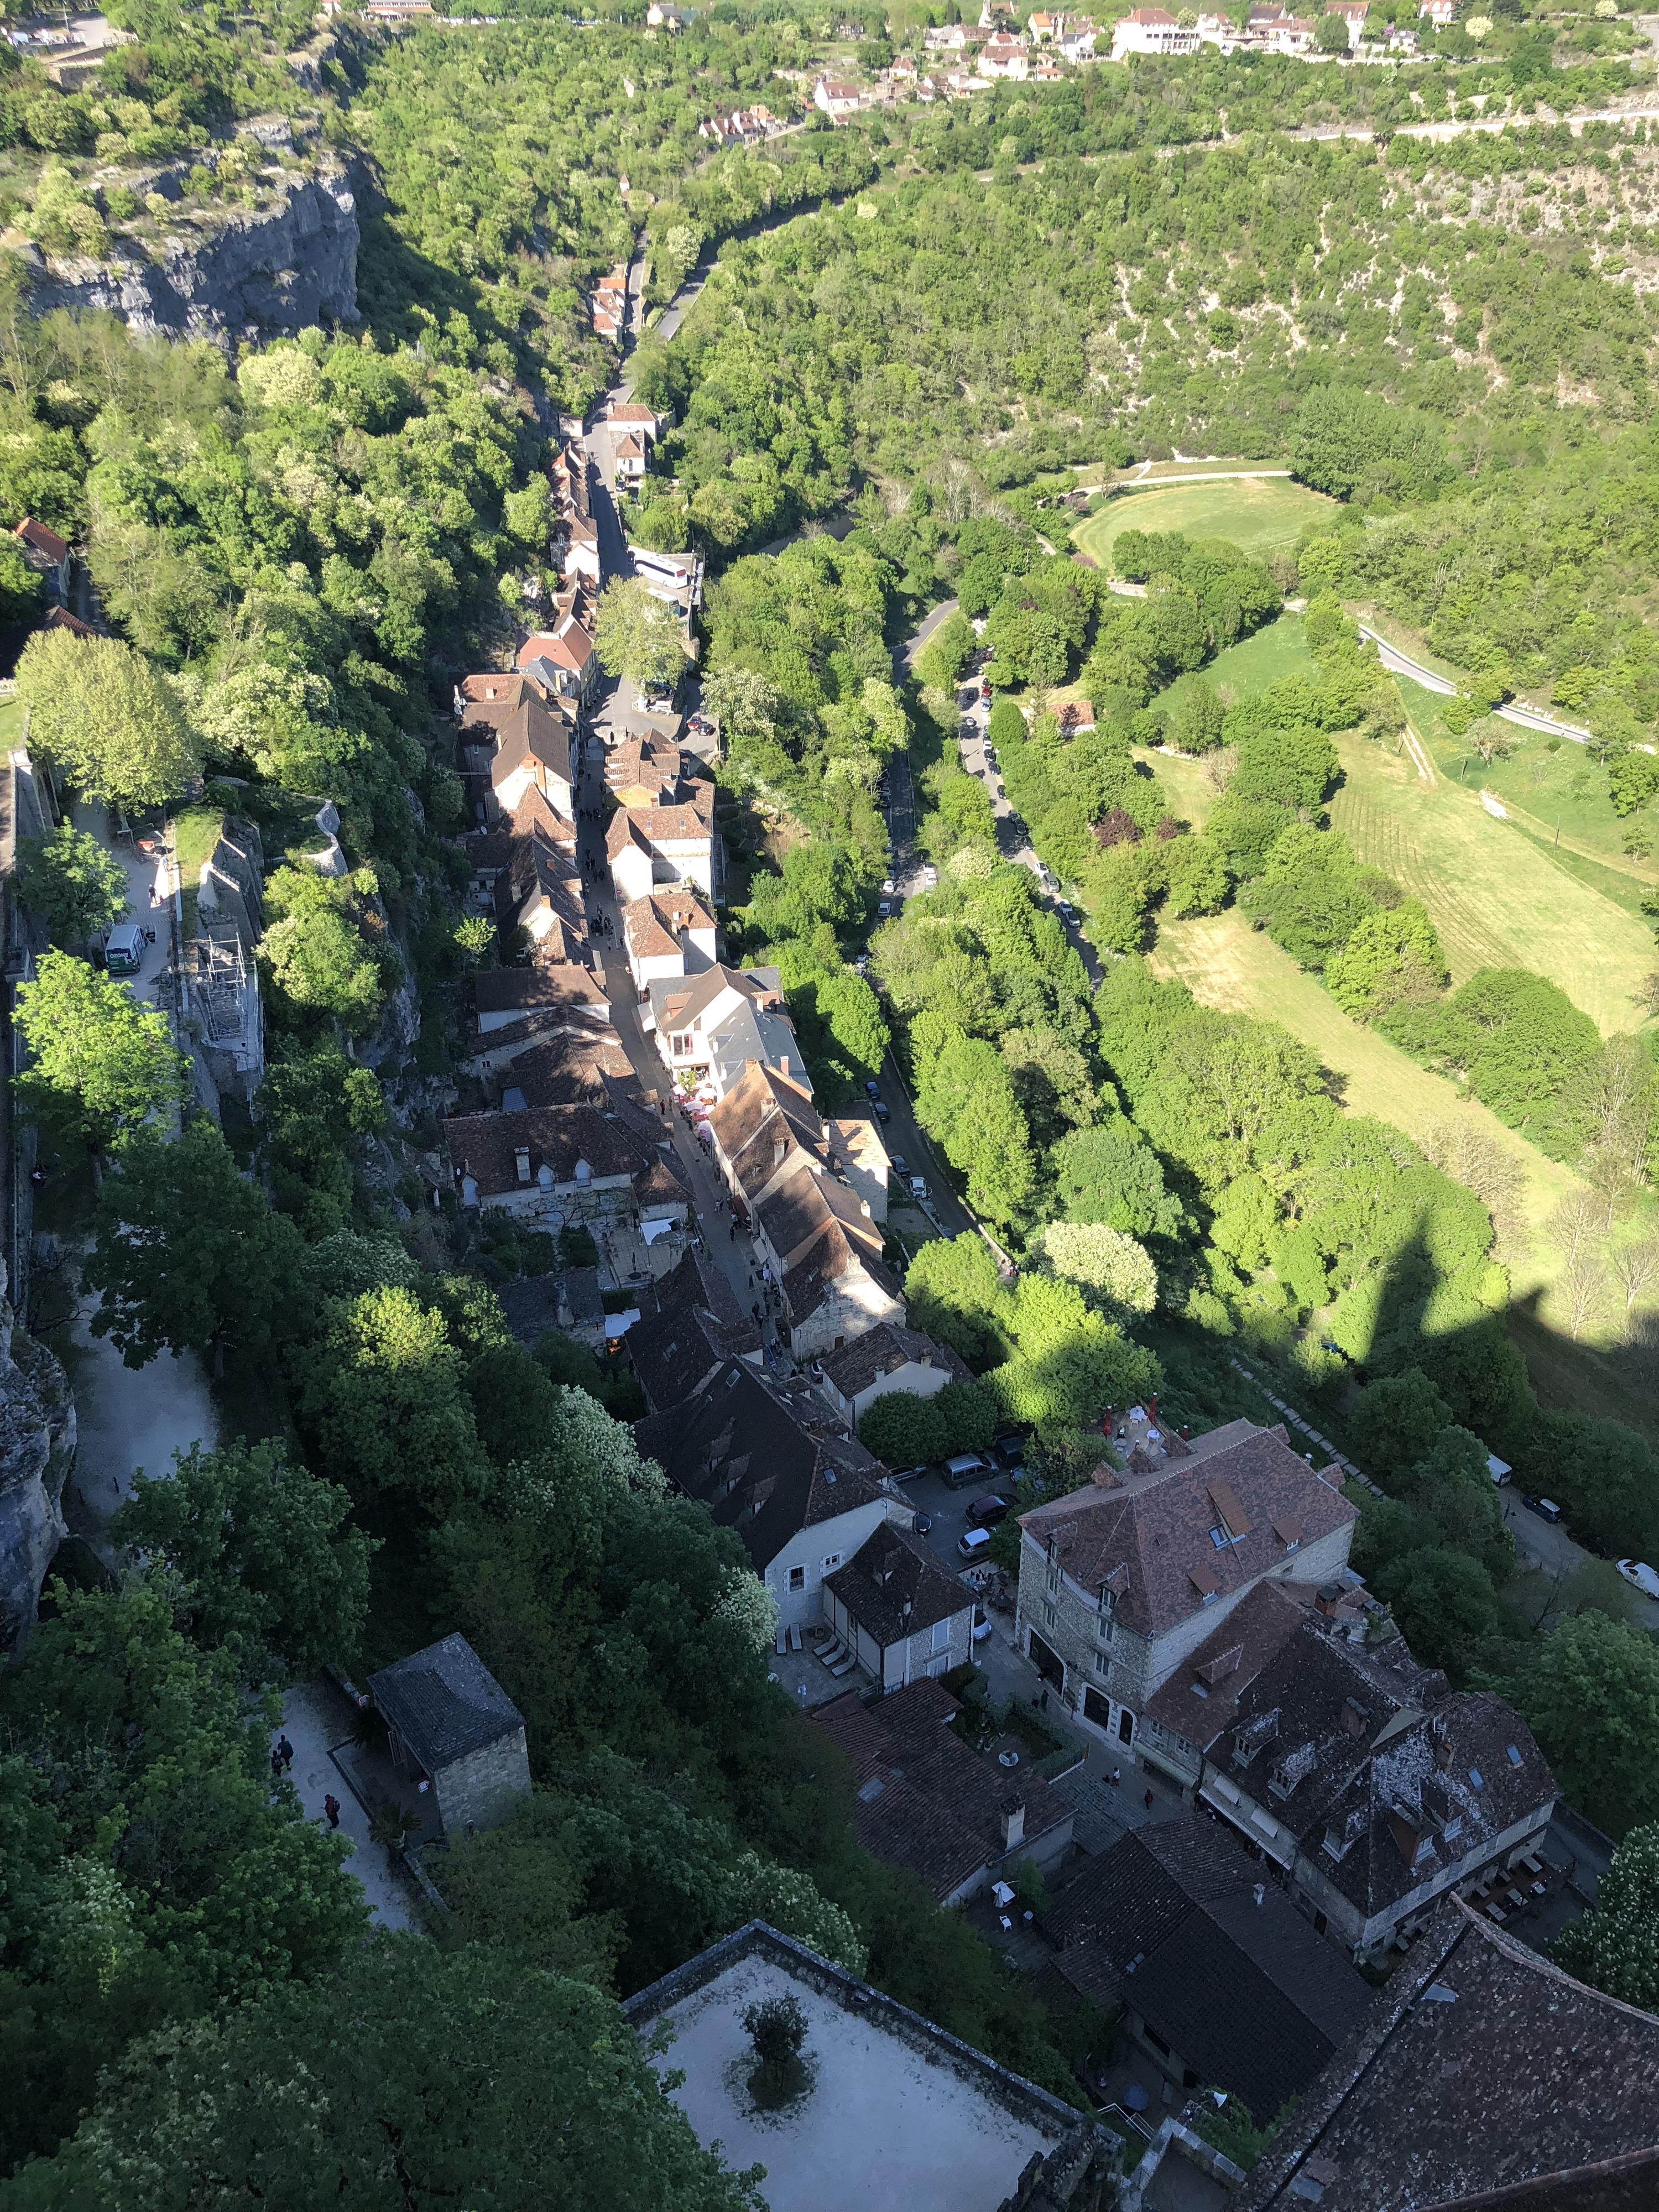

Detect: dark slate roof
[626, 1299, 761, 1413]
[1244, 1898, 1659, 2212]
[824, 1520, 972, 1648]
[494, 1268, 603, 1345]
[1217, 1621, 1556, 1930]
[1019, 1423, 1356, 1640]
[1141, 1578, 1328, 1757]
[814, 1679, 1072, 1902]
[369, 1633, 523, 1770]
[442, 1104, 658, 1198]
[782, 1222, 902, 1328]
[506, 1030, 635, 1109]
[817, 1322, 972, 1400]
[1045, 1815, 1373, 2125]
[636, 1360, 889, 1573]
[650, 1245, 754, 1335]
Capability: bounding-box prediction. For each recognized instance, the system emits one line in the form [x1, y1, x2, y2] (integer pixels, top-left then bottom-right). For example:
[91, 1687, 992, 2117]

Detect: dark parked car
[1521, 1495, 1563, 1523]
[966, 1494, 1011, 1528]
[865, 1079, 881, 1100]
[910, 1511, 933, 1536]
[994, 1435, 1026, 1473]
[873, 1100, 891, 1124]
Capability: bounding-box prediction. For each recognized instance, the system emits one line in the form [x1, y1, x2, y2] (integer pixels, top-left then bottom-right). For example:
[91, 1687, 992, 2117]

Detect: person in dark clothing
[1144, 1791, 1154, 1812]
[278, 1735, 294, 1771]
[271, 1746, 284, 1780]
[324, 1794, 341, 1830]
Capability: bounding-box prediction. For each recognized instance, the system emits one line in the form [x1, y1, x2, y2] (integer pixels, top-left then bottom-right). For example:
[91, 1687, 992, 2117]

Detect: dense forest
[5, 0, 1659, 2199]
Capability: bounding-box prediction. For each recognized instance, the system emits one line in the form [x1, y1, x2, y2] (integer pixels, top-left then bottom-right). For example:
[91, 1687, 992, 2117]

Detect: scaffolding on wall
[181, 923, 263, 1094]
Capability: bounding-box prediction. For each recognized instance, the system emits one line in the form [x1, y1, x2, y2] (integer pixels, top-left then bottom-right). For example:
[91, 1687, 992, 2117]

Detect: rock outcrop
[0, 1260, 76, 1647]
[23, 166, 361, 342]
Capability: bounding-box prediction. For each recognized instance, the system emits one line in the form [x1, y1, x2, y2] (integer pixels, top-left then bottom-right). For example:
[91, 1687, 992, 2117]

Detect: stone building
[1014, 1412, 1356, 1770]
[368, 1632, 531, 1837]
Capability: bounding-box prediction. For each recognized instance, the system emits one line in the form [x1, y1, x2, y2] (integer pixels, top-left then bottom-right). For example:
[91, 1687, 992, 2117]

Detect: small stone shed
[368, 1632, 531, 1837]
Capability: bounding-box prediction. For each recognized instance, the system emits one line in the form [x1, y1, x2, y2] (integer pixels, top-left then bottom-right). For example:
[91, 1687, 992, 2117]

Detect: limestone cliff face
[25, 166, 361, 342]
[0, 1261, 76, 1647]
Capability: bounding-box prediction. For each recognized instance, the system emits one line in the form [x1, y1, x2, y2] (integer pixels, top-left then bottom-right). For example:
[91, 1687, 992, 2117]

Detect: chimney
[514, 1147, 531, 1185]
[774, 1138, 787, 1167]
[1001, 1801, 1025, 1850]
[1340, 1697, 1370, 1738]
[780, 1055, 790, 1078]
[1314, 1584, 1343, 1619]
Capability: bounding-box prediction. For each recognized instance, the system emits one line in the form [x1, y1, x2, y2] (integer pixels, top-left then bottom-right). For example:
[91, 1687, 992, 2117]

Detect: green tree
[1374, 1546, 1499, 1680]
[858, 1391, 950, 1468]
[14, 626, 200, 808]
[1029, 1220, 1159, 1324]
[991, 1273, 1161, 1435]
[0, 1579, 366, 2174]
[904, 1233, 1010, 1368]
[259, 906, 384, 1036]
[15, 822, 129, 945]
[915, 1032, 1037, 1224]
[1553, 1823, 1659, 2012]
[1051, 1121, 1183, 1240]
[110, 1440, 376, 1679]
[13, 951, 186, 1157]
[1315, 8, 1352, 48]
[592, 576, 687, 693]
[1500, 1611, 1659, 1838]
[302, 1284, 491, 1512]
[1348, 1368, 1454, 1481]
[3, 1938, 766, 2212]
[84, 1121, 304, 1374]
[935, 1376, 999, 1453]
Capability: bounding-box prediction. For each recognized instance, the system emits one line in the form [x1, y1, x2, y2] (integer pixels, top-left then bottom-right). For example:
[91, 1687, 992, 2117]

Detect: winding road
[1357, 624, 1594, 745]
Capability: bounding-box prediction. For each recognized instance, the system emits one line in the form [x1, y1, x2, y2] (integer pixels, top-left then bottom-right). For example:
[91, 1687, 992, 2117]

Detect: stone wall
[433, 1727, 533, 1837]
[0, 1259, 76, 1646]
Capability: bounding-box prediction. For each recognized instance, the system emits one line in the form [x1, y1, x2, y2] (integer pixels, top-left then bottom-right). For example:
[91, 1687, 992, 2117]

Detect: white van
[104, 922, 143, 977]
[943, 1453, 989, 1490]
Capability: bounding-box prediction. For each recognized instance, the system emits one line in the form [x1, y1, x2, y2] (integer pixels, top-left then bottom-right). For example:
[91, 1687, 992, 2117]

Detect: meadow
[1071, 472, 1338, 568]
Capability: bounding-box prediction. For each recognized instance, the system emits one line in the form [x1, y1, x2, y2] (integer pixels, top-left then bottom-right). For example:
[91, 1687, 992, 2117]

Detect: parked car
[943, 1453, 990, 1489]
[865, 1079, 882, 1100]
[994, 1434, 1027, 1473]
[922, 864, 938, 886]
[877, 900, 891, 919]
[889, 1153, 907, 1175]
[1056, 900, 1076, 921]
[972, 1605, 991, 1642]
[910, 1510, 934, 1536]
[966, 1494, 1011, 1528]
[873, 1100, 891, 1124]
[894, 1465, 930, 1484]
[1521, 1495, 1563, 1523]
[958, 1527, 994, 1561]
[1619, 1559, 1659, 1599]
[102, 922, 143, 977]
[909, 1174, 927, 1199]
[881, 877, 896, 895]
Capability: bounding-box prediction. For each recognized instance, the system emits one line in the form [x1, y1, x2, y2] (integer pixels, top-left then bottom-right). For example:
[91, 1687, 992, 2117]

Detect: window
[1046, 1558, 1061, 1594]
[931, 1618, 951, 1652]
[1118, 1709, 1135, 1747]
[1092, 1647, 1109, 1677]
[1208, 1526, 1229, 1550]
[823, 1553, 841, 1571]
[926, 1651, 949, 1677]
[1044, 1599, 1057, 1627]
[788, 1566, 805, 1593]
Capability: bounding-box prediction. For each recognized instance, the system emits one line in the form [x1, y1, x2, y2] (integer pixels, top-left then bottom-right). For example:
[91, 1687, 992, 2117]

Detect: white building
[621, 886, 717, 995]
[815, 1321, 972, 1430]
[1111, 7, 1199, 55]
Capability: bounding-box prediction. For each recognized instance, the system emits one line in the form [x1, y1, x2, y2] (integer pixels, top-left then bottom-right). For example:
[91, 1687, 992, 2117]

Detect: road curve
[1359, 624, 1592, 745]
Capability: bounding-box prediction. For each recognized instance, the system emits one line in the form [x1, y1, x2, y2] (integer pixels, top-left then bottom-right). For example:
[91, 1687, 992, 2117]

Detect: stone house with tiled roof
[607, 730, 685, 808]
[1015, 1412, 1356, 1771]
[624, 1248, 765, 1412]
[637, 1359, 904, 1631]
[646, 965, 802, 1094]
[822, 1521, 976, 1691]
[496, 1030, 636, 1111]
[472, 965, 611, 1037]
[517, 615, 599, 705]
[1191, 1614, 1554, 1959]
[622, 886, 717, 995]
[815, 1321, 972, 1428]
[607, 781, 722, 904]
[1041, 1813, 1374, 2124]
[1244, 1895, 1659, 2212]
[443, 1101, 688, 1232]
[815, 1678, 1073, 1904]
[368, 1632, 531, 1838]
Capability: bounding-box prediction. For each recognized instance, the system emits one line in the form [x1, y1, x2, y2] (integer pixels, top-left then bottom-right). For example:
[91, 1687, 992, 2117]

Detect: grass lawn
[1329, 711, 1656, 1037]
[1072, 476, 1337, 569]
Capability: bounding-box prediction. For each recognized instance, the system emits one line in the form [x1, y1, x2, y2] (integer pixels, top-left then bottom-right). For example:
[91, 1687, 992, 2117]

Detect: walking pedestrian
[1144, 1790, 1154, 1812]
[270, 1745, 284, 1781]
[278, 1735, 294, 1771]
[324, 1794, 341, 1830]
[1110, 1766, 1121, 1788]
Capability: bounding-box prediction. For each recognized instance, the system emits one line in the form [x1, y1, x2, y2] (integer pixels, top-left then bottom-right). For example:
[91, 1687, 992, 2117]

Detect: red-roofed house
[15, 518, 70, 601]
[517, 615, 599, 706]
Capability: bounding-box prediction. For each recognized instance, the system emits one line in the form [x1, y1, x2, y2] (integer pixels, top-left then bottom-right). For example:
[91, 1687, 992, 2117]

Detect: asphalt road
[1504, 1492, 1659, 1635]
[1357, 624, 1592, 747]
